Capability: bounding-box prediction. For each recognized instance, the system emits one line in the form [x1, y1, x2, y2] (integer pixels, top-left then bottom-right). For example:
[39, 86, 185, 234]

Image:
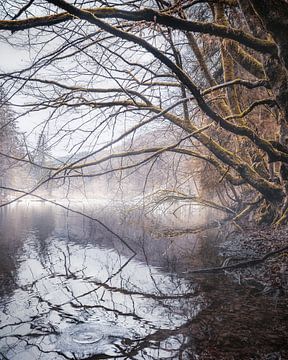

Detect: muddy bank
[220, 226, 288, 297]
[180, 226, 288, 360]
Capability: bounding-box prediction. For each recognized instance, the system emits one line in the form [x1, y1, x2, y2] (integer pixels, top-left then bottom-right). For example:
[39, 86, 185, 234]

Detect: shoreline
[218, 225, 288, 297]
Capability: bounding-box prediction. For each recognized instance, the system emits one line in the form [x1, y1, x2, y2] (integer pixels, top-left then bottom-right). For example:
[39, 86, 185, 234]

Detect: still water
[0, 201, 287, 359]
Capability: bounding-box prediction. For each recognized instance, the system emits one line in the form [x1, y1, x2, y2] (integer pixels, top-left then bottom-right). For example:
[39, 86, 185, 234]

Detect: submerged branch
[185, 244, 288, 274]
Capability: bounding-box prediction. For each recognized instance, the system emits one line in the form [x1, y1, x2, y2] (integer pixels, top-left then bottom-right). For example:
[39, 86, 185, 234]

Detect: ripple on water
[71, 330, 104, 344]
[57, 322, 133, 358]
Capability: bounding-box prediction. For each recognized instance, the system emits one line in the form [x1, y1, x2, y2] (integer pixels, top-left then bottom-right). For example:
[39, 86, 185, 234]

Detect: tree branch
[202, 78, 270, 96]
[0, 6, 277, 55]
[41, 0, 288, 169]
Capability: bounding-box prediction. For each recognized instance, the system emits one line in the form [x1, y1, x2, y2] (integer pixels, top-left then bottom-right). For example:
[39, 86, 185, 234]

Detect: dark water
[0, 201, 287, 359]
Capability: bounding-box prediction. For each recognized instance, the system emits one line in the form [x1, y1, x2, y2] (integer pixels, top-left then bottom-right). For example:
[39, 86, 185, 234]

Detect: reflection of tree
[0, 206, 30, 296]
[0, 204, 56, 298]
[1, 206, 287, 359]
[0, 205, 202, 359]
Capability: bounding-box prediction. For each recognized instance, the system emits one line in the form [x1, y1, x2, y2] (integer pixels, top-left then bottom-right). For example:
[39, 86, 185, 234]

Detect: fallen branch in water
[185, 244, 288, 274]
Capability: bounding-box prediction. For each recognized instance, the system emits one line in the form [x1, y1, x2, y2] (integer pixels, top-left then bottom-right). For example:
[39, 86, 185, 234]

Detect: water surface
[0, 201, 202, 359]
[0, 201, 287, 359]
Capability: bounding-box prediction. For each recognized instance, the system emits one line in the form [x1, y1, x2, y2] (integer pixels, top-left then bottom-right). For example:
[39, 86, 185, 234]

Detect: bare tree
[0, 0, 288, 223]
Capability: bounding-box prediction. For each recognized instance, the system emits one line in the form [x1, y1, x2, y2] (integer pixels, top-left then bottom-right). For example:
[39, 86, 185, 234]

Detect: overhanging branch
[0, 6, 276, 55]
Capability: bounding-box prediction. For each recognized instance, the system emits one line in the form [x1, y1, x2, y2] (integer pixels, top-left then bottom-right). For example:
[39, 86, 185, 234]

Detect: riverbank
[180, 225, 288, 359]
[219, 225, 288, 297]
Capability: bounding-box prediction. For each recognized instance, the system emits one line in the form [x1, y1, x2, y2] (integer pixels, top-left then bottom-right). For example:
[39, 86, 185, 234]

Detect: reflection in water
[0, 202, 202, 359]
[0, 202, 287, 359]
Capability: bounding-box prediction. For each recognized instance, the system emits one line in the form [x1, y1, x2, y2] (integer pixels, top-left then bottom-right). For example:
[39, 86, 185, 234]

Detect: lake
[0, 201, 287, 359]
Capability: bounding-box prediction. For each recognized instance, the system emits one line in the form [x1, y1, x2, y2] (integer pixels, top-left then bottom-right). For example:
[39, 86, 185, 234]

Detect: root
[274, 203, 288, 226]
[232, 195, 263, 222]
[254, 201, 277, 225]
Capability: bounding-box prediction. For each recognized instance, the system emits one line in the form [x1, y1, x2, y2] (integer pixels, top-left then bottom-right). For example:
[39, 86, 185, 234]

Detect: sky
[0, 42, 29, 71]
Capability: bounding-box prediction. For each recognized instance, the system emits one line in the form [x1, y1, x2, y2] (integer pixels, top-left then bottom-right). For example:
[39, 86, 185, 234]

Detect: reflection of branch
[0, 186, 136, 254]
[0, 334, 71, 359]
[85, 277, 197, 300]
[70, 301, 143, 321]
[114, 317, 197, 360]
